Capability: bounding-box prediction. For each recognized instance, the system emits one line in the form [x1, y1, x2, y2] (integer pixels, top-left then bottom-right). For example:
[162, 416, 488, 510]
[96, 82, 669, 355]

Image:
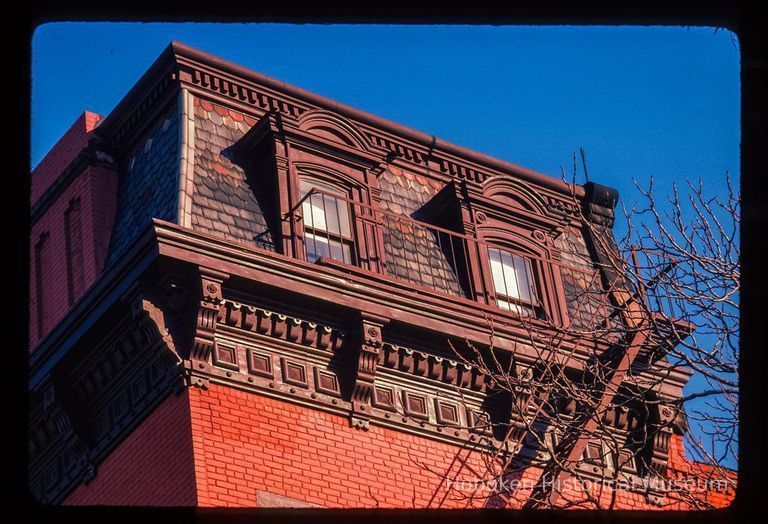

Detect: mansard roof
[31, 41, 640, 383]
[95, 40, 586, 199]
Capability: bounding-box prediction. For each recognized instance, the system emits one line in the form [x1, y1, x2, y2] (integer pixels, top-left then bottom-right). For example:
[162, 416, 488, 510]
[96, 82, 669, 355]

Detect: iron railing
[287, 188, 478, 299]
[285, 188, 604, 315]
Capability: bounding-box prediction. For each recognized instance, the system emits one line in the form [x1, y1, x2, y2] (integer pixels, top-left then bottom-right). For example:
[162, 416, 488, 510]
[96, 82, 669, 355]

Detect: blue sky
[31, 24, 739, 193]
[31, 23, 740, 467]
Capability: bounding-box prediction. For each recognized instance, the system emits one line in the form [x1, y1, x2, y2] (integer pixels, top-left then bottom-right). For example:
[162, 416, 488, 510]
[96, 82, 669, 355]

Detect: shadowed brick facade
[28, 41, 735, 509]
[30, 112, 118, 349]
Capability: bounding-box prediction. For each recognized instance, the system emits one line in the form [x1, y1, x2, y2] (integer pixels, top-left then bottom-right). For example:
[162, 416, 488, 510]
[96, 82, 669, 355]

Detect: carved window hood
[233, 110, 394, 172]
[414, 176, 575, 236]
[232, 109, 396, 270]
[414, 177, 577, 326]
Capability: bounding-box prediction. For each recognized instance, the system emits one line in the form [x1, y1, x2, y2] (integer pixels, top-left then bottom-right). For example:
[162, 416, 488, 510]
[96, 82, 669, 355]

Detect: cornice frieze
[218, 298, 346, 354]
[153, 221, 692, 393]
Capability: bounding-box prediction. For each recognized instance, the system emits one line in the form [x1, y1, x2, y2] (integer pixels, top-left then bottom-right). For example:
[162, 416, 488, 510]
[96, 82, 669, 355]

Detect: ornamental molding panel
[379, 343, 488, 392]
[297, 110, 373, 153]
[218, 298, 346, 353]
[179, 59, 307, 119]
[478, 175, 579, 231]
[189, 267, 229, 363]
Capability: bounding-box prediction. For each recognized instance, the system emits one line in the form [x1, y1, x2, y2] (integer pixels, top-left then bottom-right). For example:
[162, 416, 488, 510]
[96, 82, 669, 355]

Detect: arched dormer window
[478, 230, 552, 320]
[474, 218, 567, 324]
[235, 110, 393, 274]
[416, 176, 571, 324]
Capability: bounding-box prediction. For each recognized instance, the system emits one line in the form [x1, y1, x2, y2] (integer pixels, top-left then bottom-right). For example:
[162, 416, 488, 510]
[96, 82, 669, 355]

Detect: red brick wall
[32, 111, 102, 205]
[666, 434, 737, 508]
[30, 163, 118, 350]
[187, 384, 731, 509]
[63, 391, 197, 506]
[188, 384, 492, 508]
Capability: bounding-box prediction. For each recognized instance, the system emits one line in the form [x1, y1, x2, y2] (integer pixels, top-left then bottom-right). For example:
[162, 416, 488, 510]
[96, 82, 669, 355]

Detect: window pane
[300, 179, 352, 238]
[323, 194, 341, 234]
[305, 232, 352, 265]
[303, 194, 326, 231]
[501, 249, 522, 300]
[328, 237, 353, 263]
[335, 197, 352, 238]
[513, 254, 534, 303]
[305, 232, 329, 263]
[497, 297, 534, 317]
[488, 247, 536, 308]
[489, 248, 508, 295]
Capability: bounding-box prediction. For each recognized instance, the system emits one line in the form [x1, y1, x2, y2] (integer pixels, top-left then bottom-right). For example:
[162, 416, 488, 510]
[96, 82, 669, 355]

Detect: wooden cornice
[29, 212, 691, 400]
[150, 219, 692, 395]
[94, 40, 590, 200]
[234, 110, 390, 171]
[153, 219, 572, 356]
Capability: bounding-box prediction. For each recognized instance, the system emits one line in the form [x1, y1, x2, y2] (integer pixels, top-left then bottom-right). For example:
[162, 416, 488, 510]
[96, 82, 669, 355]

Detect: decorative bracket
[349, 312, 389, 430]
[124, 279, 182, 358]
[190, 268, 230, 364]
[646, 402, 676, 477]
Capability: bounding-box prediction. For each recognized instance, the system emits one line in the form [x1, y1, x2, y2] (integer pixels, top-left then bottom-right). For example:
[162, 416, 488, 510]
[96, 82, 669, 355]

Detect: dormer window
[487, 247, 539, 316]
[299, 179, 355, 265]
[234, 109, 391, 274]
[235, 109, 569, 324]
[412, 177, 571, 325]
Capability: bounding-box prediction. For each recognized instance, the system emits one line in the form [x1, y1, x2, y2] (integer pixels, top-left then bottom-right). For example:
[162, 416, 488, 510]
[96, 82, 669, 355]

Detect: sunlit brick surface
[187, 384, 734, 509]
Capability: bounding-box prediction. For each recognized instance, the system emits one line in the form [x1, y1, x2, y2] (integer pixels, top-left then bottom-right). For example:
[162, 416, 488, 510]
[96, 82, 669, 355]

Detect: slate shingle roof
[106, 103, 180, 266]
[378, 167, 464, 296]
[555, 228, 607, 330]
[104, 96, 609, 326]
[191, 99, 275, 251]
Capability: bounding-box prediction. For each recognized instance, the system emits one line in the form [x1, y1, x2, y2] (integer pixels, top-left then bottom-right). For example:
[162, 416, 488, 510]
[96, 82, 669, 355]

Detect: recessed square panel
[434, 399, 460, 425]
[617, 449, 637, 474]
[214, 344, 239, 370]
[247, 350, 273, 378]
[372, 386, 397, 411]
[402, 391, 429, 419]
[313, 367, 340, 397]
[585, 442, 605, 466]
[281, 358, 308, 388]
[466, 408, 492, 435]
